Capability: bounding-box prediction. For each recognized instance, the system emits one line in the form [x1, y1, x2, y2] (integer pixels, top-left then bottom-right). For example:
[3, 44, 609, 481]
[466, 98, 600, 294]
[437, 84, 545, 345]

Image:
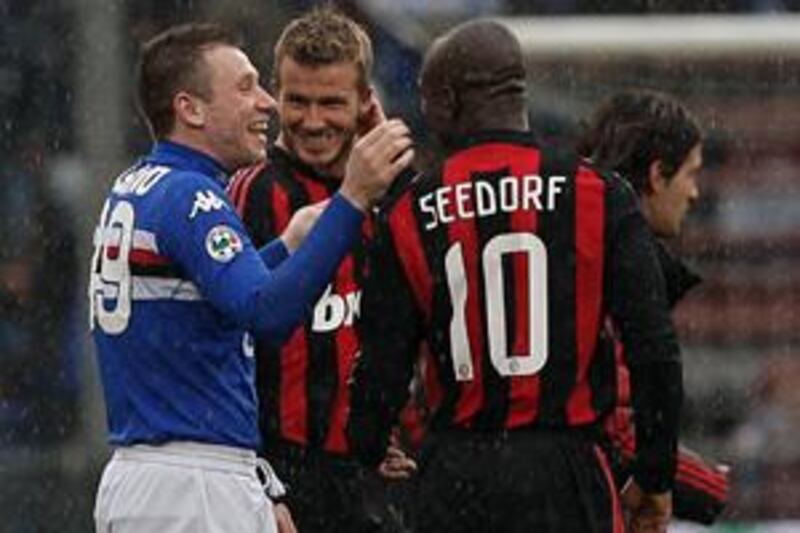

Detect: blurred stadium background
[2, 1, 800, 531]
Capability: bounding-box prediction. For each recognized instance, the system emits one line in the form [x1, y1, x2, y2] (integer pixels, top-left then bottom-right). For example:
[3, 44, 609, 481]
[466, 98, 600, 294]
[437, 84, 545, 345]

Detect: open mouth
[249, 120, 269, 143]
[298, 131, 339, 150]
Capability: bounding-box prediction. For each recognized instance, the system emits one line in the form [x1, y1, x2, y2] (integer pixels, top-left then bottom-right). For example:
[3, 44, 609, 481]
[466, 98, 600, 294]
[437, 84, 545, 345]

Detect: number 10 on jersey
[445, 232, 548, 382]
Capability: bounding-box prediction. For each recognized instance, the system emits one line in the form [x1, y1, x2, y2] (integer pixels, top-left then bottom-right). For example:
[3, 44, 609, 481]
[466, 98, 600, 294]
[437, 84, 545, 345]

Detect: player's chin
[244, 136, 268, 163]
[297, 145, 340, 168]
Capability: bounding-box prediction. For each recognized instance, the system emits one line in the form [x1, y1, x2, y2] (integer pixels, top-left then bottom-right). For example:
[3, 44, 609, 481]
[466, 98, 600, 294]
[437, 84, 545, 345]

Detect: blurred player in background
[349, 19, 682, 533]
[579, 88, 730, 526]
[90, 22, 412, 533]
[227, 9, 415, 533]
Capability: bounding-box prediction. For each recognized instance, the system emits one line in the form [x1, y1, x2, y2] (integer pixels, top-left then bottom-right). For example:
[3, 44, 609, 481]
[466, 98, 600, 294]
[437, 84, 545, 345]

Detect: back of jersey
[369, 131, 619, 432]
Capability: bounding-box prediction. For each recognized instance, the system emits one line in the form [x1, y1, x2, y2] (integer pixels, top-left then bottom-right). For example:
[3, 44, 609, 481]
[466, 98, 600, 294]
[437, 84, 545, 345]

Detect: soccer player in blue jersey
[89, 23, 413, 533]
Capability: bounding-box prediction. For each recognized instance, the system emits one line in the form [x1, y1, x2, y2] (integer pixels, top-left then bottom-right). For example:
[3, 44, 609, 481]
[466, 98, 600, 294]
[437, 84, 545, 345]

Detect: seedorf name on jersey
[419, 174, 566, 230]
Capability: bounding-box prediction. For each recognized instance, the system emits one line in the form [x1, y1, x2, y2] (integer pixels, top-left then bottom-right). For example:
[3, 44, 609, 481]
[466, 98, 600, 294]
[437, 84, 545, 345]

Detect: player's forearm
[629, 358, 682, 493]
[258, 239, 289, 268]
[248, 193, 364, 340]
[609, 209, 683, 493]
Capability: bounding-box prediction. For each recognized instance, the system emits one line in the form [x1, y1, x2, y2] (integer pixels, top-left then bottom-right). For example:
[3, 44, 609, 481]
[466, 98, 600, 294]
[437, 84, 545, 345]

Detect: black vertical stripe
[411, 170, 461, 431]
[536, 145, 579, 426]
[256, 165, 312, 445]
[257, 342, 283, 447]
[238, 161, 288, 447]
[590, 178, 622, 419]
[588, 321, 618, 419]
[471, 167, 514, 430]
[241, 166, 277, 248]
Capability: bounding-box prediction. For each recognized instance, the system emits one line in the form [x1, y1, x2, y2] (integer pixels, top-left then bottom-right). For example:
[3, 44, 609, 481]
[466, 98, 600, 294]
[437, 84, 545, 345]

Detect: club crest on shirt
[205, 225, 243, 263]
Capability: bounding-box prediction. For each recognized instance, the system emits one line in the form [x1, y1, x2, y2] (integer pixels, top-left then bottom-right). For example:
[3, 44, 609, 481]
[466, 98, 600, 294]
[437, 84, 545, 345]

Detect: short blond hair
[273, 8, 373, 92]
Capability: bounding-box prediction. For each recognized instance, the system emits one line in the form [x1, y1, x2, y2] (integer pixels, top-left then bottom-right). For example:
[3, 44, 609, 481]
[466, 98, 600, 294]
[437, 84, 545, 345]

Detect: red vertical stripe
[443, 152, 486, 426]
[391, 195, 434, 323]
[225, 167, 247, 204]
[230, 161, 267, 215]
[594, 445, 625, 533]
[271, 180, 306, 444]
[506, 149, 542, 428]
[299, 174, 331, 204]
[299, 173, 352, 452]
[271, 183, 292, 232]
[324, 253, 360, 453]
[280, 329, 309, 444]
[567, 167, 605, 425]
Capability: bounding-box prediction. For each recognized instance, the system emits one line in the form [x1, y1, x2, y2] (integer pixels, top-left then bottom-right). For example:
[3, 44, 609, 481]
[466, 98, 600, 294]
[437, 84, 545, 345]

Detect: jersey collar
[445, 129, 539, 154]
[149, 141, 230, 187]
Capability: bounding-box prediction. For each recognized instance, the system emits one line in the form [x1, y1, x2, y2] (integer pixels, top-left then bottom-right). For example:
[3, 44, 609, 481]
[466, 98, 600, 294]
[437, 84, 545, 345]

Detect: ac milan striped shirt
[228, 146, 371, 454]
[349, 130, 683, 492]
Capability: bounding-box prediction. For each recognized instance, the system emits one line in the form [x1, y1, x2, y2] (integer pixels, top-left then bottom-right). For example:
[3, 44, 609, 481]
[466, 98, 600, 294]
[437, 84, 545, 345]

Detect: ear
[360, 85, 374, 108]
[357, 85, 376, 124]
[174, 91, 206, 129]
[646, 159, 667, 194]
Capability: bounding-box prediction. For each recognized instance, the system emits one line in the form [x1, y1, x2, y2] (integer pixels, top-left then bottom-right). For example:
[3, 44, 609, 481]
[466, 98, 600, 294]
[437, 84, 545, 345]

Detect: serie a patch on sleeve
[205, 225, 243, 263]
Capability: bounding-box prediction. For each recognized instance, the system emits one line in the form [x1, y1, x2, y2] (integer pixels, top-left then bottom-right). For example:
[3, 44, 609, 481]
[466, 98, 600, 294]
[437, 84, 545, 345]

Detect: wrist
[338, 184, 371, 213]
[279, 234, 298, 254]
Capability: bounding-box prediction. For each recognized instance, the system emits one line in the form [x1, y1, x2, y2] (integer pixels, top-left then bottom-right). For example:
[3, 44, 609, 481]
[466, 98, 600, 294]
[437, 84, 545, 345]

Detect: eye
[239, 73, 258, 92]
[285, 95, 309, 108]
[321, 98, 347, 109]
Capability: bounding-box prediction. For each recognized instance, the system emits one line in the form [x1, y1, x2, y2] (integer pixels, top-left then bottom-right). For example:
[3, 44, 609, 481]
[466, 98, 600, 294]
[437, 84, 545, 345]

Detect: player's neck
[164, 130, 231, 171]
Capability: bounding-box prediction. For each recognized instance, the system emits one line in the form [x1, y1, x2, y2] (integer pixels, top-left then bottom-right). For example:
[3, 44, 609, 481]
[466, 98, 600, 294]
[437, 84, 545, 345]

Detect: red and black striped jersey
[228, 146, 369, 454]
[350, 130, 683, 492]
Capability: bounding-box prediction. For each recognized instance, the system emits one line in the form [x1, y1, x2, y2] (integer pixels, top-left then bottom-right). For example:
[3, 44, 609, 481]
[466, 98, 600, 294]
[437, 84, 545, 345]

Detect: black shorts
[413, 428, 623, 533]
[266, 441, 408, 533]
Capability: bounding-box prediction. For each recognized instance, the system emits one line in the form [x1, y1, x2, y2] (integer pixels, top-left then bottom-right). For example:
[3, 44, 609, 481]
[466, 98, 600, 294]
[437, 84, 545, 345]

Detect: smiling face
[276, 56, 368, 178]
[196, 44, 275, 170]
[641, 142, 703, 238]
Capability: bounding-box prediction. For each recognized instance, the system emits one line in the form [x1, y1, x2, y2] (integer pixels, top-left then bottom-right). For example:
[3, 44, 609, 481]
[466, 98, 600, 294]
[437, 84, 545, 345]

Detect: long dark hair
[578, 89, 702, 193]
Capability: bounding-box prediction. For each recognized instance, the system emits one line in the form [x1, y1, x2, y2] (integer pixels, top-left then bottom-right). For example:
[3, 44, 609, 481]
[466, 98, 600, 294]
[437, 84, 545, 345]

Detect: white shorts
[94, 441, 276, 533]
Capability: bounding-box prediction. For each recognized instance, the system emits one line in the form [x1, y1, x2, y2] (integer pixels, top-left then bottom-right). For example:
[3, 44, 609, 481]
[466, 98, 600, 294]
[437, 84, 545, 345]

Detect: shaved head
[420, 19, 528, 141]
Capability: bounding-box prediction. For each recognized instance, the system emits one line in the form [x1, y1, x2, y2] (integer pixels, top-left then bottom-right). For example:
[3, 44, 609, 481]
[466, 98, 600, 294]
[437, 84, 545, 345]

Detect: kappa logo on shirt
[205, 225, 243, 263]
[189, 190, 228, 219]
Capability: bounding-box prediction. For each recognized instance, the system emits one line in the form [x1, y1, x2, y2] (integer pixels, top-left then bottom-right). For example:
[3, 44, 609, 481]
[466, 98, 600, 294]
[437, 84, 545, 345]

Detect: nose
[302, 103, 326, 130]
[256, 84, 276, 112]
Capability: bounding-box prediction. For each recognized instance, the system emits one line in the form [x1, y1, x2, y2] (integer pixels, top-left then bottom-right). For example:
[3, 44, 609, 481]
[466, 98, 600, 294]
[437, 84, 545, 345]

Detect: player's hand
[340, 119, 414, 212]
[377, 442, 418, 480]
[274, 502, 297, 533]
[280, 200, 329, 252]
[622, 480, 672, 533]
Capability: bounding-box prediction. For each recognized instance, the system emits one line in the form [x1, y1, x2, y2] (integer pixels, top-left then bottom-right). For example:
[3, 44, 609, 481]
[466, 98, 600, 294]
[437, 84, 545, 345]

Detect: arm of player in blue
[160, 173, 363, 343]
[258, 238, 289, 268]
